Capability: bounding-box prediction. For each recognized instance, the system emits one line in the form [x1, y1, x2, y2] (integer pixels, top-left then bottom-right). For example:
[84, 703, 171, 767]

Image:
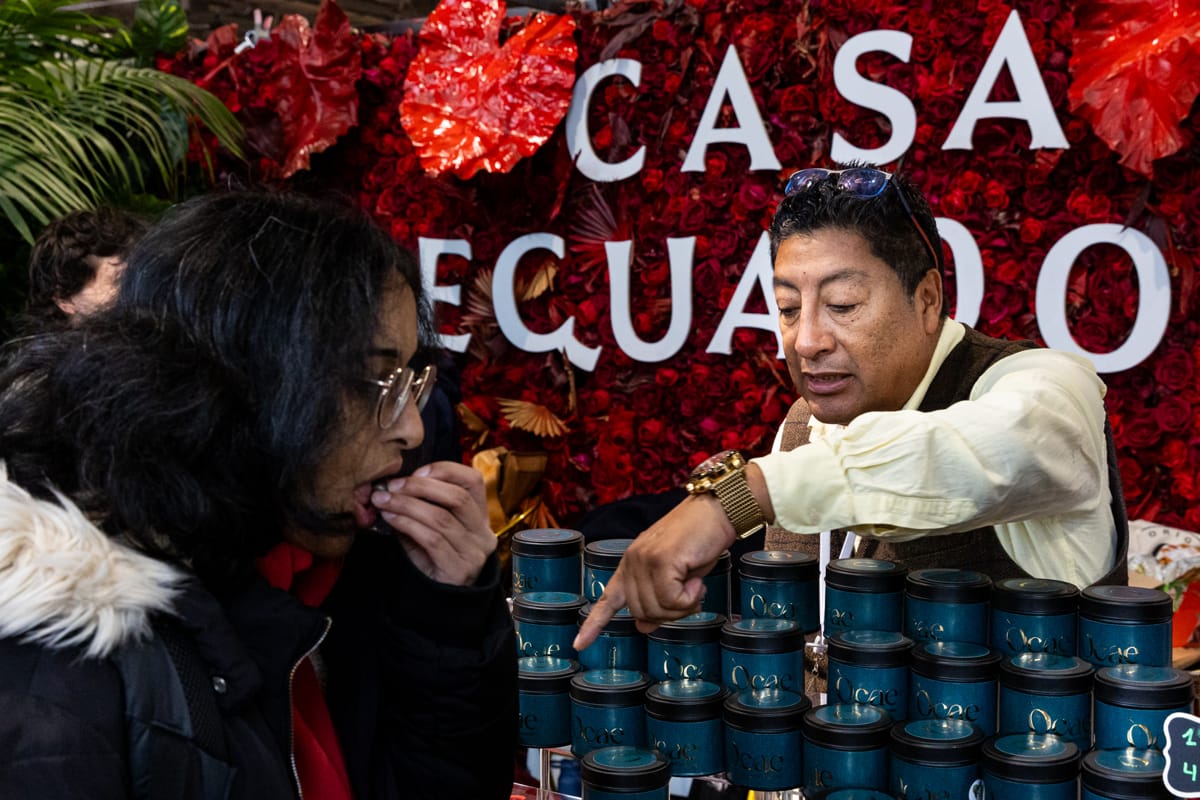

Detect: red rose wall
[164, 0, 1200, 533]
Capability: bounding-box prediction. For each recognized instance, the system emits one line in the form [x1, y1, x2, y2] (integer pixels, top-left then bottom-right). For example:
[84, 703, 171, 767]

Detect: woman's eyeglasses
[363, 363, 437, 429]
[783, 167, 942, 272]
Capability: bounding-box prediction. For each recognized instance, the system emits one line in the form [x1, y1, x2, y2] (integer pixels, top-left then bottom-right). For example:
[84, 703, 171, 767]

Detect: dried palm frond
[498, 398, 568, 438]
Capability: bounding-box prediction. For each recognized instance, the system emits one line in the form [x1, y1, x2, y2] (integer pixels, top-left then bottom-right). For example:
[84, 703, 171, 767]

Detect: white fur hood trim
[0, 464, 183, 659]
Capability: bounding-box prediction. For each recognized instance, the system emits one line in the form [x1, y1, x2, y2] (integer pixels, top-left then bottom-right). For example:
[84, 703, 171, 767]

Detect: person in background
[0, 191, 516, 799]
[24, 207, 147, 325]
[578, 165, 1126, 646]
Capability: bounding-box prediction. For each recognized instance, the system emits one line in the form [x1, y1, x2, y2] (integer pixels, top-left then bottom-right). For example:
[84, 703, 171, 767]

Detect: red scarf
[256, 542, 353, 800]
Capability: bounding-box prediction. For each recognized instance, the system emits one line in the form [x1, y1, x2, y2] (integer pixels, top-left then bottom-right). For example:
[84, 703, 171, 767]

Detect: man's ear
[915, 268, 943, 333]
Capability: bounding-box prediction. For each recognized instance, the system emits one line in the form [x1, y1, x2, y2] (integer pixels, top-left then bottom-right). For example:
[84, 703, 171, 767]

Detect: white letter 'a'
[943, 9, 1068, 150]
[493, 233, 602, 371]
[606, 238, 694, 363]
[565, 59, 646, 183]
[707, 232, 784, 357]
[682, 45, 781, 173]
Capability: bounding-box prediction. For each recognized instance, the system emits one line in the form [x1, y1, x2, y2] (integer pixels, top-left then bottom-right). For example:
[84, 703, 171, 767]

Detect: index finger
[573, 575, 626, 652]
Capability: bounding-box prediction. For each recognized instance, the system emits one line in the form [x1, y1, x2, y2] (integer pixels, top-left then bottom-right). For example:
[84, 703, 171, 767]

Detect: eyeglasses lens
[378, 364, 437, 429]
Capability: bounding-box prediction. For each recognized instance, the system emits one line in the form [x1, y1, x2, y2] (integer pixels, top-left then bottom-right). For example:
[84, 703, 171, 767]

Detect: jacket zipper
[288, 616, 332, 800]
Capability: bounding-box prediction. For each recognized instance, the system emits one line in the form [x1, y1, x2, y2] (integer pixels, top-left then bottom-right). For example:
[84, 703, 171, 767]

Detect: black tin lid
[644, 680, 727, 721]
[739, 550, 818, 581]
[999, 652, 1094, 695]
[578, 603, 640, 635]
[910, 641, 1001, 682]
[512, 591, 588, 624]
[517, 656, 579, 693]
[581, 746, 670, 791]
[889, 718, 986, 766]
[1094, 664, 1195, 709]
[827, 630, 914, 668]
[722, 688, 811, 732]
[1079, 585, 1173, 623]
[992, 577, 1079, 615]
[824, 558, 908, 594]
[708, 549, 732, 575]
[982, 733, 1080, 784]
[802, 703, 892, 749]
[647, 611, 726, 644]
[584, 538, 634, 570]
[807, 790, 900, 800]
[569, 668, 651, 706]
[720, 618, 804, 653]
[905, 568, 992, 603]
[511, 528, 584, 558]
[1081, 748, 1171, 799]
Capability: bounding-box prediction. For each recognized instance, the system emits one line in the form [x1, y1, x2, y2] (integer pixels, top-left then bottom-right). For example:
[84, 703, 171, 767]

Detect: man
[24, 207, 146, 324]
[577, 165, 1126, 645]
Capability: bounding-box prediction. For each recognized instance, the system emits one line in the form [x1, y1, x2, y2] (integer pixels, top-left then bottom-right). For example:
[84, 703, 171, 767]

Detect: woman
[0, 192, 517, 798]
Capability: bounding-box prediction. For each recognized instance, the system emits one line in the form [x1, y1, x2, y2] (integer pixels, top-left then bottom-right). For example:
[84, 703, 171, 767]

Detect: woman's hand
[371, 461, 496, 586]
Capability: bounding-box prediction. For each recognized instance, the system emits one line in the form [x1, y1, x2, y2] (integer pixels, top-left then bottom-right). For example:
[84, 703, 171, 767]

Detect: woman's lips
[352, 483, 379, 529]
[803, 373, 852, 395]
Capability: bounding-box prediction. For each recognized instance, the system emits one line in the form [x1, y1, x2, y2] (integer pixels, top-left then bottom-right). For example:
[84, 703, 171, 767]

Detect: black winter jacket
[0, 474, 518, 799]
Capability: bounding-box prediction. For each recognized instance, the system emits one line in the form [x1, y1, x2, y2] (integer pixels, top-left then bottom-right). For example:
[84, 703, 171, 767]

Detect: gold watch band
[712, 468, 765, 539]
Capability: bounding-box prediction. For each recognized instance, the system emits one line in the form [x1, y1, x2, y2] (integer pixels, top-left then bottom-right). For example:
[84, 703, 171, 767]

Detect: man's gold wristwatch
[685, 449, 766, 539]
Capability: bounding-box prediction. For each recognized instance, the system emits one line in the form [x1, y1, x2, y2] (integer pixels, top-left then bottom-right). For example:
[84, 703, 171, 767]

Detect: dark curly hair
[24, 207, 148, 324]
[0, 191, 432, 581]
[769, 166, 946, 316]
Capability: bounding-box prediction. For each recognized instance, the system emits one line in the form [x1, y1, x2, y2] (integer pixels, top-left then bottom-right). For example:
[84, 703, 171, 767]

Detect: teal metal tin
[997, 652, 1093, 746]
[1080, 748, 1171, 800]
[888, 718, 984, 800]
[801, 703, 892, 794]
[981, 733, 1080, 800]
[580, 746, 670, 799]
[824, 558, 907, 634]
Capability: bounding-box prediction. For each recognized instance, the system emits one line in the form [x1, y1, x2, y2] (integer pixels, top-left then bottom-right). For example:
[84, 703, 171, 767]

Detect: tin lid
[720, 618, 804, 653]
[511, 528, 584, 558]
[722, 688, 811, 731]
[644, 679, 727, 720]
[992, 577, 1079, 615]
[512, 591, 588, 624]
[806, 790, 900, 800]
[647, 611, 726, 644]
[827, 630, 913, 668]
[1081, 748, 1171, 799]
[578, 603, 639, 635]
[580, 746, 670, 791]
[889, 718, 985, 766]
[739, 550, 818, 581]
[517, 656, 579, 693]
[999, 653, 1094, 695]
[910, 641, 1001, 682]
[584, 538, 634, 570]
[1094, 664, 1195, 709]
[824, 558, 908, 593]
[569, 669, 651, 706]
[905, 568, 992, 603]
[801, 703, 892, 749]
[1079, 585, 1173, 623]
[982, 734, 1080, 784]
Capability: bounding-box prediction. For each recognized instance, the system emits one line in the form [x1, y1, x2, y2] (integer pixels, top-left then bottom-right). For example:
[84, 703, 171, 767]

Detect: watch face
[687, 450, 745, 493]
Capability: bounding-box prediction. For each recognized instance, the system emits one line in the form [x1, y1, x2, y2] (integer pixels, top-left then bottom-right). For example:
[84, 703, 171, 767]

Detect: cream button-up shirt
[753, 319, 1116, 587]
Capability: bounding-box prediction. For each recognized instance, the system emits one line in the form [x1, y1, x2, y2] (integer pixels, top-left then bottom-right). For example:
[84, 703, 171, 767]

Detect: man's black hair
[769, 165, 946, 314]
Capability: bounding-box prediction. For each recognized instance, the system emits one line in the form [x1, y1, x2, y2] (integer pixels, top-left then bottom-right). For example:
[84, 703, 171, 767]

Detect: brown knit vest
[764, 325, 1128, 586]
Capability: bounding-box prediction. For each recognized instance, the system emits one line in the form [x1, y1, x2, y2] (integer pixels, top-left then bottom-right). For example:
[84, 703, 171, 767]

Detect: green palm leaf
[0, 52, 243, 242]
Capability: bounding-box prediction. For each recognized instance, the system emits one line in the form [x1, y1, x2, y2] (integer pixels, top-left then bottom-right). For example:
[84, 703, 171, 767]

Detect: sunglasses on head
[783, 167, 942, 272]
